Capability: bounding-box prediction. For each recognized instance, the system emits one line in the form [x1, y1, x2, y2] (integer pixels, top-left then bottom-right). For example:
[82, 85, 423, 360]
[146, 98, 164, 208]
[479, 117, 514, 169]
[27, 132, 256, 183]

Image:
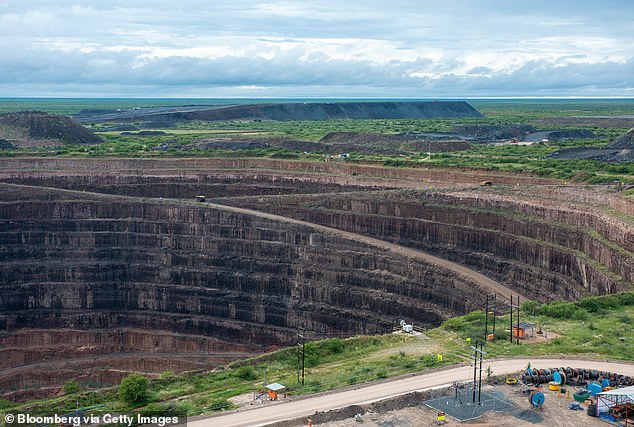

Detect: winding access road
[207, 202, 526, 300]
[189, 358, 634, 427]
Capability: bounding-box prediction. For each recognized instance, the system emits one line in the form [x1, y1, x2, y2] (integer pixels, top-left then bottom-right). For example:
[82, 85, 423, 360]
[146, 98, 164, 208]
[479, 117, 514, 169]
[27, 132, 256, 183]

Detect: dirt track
[207, 202, 525, 300]
[190, 358, 634, 427]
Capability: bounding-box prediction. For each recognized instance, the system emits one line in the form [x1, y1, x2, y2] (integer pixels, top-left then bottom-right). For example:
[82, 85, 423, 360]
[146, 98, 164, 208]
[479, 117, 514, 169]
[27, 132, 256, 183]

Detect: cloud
[0, 0, 633, 97]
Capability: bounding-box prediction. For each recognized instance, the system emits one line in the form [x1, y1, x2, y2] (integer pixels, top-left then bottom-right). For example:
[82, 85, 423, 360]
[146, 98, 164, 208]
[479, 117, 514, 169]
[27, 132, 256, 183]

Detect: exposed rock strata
[221, 190, 633, 300]
[1, 158, 633, 399]
[0, 183, 488, 396]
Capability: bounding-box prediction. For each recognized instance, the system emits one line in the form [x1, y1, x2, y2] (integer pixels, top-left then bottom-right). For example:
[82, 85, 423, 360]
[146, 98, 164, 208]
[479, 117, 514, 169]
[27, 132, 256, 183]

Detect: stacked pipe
[520, 367, 634, 387]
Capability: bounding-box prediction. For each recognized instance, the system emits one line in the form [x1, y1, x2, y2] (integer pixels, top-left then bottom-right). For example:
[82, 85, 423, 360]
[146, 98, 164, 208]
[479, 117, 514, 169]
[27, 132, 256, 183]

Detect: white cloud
[0, 0, 633, 96]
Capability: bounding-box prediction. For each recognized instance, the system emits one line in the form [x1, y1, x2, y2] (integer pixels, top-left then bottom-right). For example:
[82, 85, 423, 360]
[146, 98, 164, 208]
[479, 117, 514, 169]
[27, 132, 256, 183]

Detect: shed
[596, 385, 634, 421]
[265, 382, 286, 400]
[512, 322, 535, 339]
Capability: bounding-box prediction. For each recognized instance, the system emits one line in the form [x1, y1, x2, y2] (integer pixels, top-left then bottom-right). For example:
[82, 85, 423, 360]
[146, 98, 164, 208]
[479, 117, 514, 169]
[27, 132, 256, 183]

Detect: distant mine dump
[1, 155, 634, 402]
[71, 100, 483, 123]
[548, 128, 634, 162]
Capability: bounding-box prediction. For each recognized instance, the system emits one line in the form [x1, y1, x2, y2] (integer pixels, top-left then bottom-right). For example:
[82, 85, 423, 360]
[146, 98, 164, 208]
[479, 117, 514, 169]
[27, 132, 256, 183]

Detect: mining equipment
[529, 390, 545, 409]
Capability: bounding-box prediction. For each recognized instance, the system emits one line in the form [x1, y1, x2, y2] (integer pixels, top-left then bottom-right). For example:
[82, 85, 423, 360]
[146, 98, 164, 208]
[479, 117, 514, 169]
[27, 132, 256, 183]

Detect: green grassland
[2, 99, 634, 185]
[2, 292, 632, 421]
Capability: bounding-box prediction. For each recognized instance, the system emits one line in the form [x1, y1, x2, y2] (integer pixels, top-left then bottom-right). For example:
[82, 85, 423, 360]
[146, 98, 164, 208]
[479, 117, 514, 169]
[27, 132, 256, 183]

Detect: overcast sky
[1, 0, 633, 98]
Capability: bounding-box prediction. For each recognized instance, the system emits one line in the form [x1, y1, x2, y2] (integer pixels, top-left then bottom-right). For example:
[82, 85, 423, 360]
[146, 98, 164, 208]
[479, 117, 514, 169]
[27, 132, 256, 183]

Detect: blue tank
[588, 381, 603, 396]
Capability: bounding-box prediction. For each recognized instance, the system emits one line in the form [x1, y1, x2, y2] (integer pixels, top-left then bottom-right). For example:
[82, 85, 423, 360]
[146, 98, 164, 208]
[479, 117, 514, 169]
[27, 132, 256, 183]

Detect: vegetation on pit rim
[443, 291, 634, 361]
[4, 291, 633, 420]
[1, 100, 634, 185]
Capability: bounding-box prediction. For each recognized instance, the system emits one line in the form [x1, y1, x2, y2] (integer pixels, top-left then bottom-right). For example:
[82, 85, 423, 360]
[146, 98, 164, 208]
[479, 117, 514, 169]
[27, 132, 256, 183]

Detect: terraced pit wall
[1, 158, 632, 400]
[222, 190, 634, 301]
[0, 183, 486, 399]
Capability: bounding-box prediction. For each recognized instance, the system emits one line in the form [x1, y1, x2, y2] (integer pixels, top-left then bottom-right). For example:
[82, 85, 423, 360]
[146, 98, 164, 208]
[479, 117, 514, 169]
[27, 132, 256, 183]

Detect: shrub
[62, 379, 81, 395]
[235, 365, 257, 381]
[540, 301, 578, 319]
[521, 300, 539, 315]
[321, 338, 345, 355]
[154, 370, 178, 386]
[119, 374, 149, 405]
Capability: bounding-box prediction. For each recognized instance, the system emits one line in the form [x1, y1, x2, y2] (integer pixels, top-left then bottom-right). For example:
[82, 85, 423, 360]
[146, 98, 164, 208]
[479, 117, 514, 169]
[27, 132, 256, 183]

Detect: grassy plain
[2, 98, 634, 184]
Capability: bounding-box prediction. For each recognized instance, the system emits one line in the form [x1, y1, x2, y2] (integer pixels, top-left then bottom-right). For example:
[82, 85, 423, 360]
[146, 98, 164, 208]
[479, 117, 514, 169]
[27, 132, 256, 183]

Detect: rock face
[0, 170, 488, 398]
[223, 191, 633, 301]
[1, 157, 632, 399]
[0, 111, 102, 145]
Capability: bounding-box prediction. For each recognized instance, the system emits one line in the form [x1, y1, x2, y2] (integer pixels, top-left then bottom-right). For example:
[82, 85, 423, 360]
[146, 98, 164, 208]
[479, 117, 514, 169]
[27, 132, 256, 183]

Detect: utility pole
[470, 340, 487, 404]
[478, 340, 484, 403]
[492, 294, 497, 337]
[483, 293, 497, 341]
[510, 295, 521, 345]
[483, 295, 489, 340]
[509, 295, 514, 343]
[516, 295, 521, 345]
[472, 344, 477, 402]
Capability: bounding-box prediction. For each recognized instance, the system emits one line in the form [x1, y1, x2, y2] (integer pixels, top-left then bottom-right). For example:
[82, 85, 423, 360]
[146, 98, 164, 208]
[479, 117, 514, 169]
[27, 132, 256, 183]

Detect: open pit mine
[1, 157, 633, 401]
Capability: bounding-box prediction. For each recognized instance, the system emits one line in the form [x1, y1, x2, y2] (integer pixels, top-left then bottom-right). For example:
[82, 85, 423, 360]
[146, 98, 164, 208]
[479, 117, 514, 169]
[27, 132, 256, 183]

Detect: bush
[321, 338, 345, 355]
[62, 379, 81, 395]
[235, 365, 257, 381]
[539, 301, 578, 319]
[303, 342, 321, 368]
[521, 300, 539, 315]
[154, 370, 178, 386]
[119, 374, 149, 405]
[578, 293, 634, 312]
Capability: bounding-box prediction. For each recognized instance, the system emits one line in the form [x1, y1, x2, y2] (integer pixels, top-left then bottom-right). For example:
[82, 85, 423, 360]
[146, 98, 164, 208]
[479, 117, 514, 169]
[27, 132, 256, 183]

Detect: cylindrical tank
[529, 391, 545, 407]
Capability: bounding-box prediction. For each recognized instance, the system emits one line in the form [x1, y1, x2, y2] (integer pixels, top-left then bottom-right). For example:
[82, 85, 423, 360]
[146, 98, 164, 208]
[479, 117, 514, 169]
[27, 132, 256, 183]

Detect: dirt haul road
[190, 358, 634, 427]
[209, 202, 526, 300]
